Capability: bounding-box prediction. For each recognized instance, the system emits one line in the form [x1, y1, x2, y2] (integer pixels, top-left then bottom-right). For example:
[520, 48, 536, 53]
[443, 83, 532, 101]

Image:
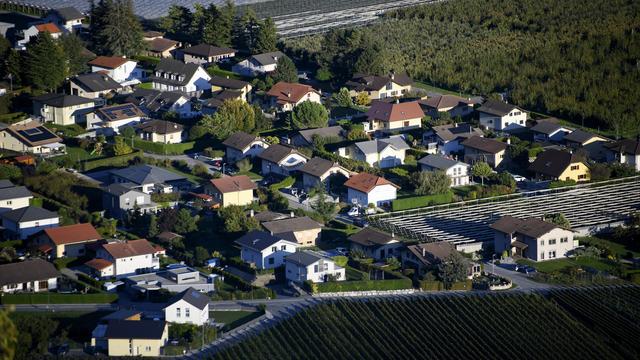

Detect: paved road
[483, 261, 551, 290]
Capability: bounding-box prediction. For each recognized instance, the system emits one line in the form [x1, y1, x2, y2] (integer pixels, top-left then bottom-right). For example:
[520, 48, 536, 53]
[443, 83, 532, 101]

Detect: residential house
[418, 94, 475, 120]
[491, 215, 576, 261]
[235, 230, 299, 270]
[88, 56, 142, 85]
[531, 119, 573, 142]
[564, 129, 610, 148]
[204, 175, 257, 208]
[109, 165, 189, 194]
[461, 136, 508, 168]
[144, 37, 179, 58]
[345, 73, 413, 100]
[478, 100, 527, 131]
[90, 239, 160, 278]
[285, 250, 345, 283]
[201, 89, 244, 115]
[149, 58, 211, 97]
[364, 100, 423, 134]
[349, 227, 402, 260]
[99, 320, 168, 357]
[418, 154, 471, 187]
[143, 31, 164, 41]
[262, 216, 323, 247]
[0, 181, 32, 214]
[422, 122, 483, 154]
[344, 172, 399, 207]
[17, 23, 62, 49]
[0, 120, 65, 155]
[135, 120, 184, 144]
[209, 76, 252, 101]
[87, 103, 146, 135]
[1, 206, 59, 239]
[299, 157, 351, 191]
[291, 126, 346, 148]
[123, 266, 216, 294]
[338, 136, 409, 169]
[402, 242, 480, 278]
[529, 149, 590, 182]
[164, 287, 210, 325]
[604, 138, 640, 172]
[250, 211, 290, 223]
[32, 93, 96, 125]
[126, 88, 198, 119]
[33, 223, 102, 258]
[69, 73, 122, 105]
[232, 51, 284, 76]
[258, 144, 308, 176]
[0, 259, 59, 293]
[222, 131, 269, 163]
[182, 44, 235, 65]
[45, 7, 84, 33]
[265, 82, 321, 112]
[102, 183, 158, 219]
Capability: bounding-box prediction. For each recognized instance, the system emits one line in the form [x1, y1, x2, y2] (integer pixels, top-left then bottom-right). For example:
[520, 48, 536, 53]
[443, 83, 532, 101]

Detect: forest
[285, 0, 640, 135]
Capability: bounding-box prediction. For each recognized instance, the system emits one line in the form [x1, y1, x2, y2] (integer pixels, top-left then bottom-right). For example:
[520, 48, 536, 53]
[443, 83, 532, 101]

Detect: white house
[0, 120, 65, 155]
[222, 131, 269, 163]
[478, 99, 527, 131]
[0, 259, 59, 293]
[0, 180, 33, 214]
[604, 138, 640, 172]
[109, 165, 188, 194]
[258, 144, 308, 176]
[345, 73, 413, 101]
[232, 51, 284, 76]
[348, 227, 402, 260]
[338, 136, 409, 169]
[265, 82, 322, 112]
[285, 250, 345, 284]
[1, 206, 59, 240]
[491, 216, 576, 262]
[17, 23, 62, 49]
[181, 44, 236, 65]
[418, 154, 471, 187]
[88, 56, 142, 85]
[127, 89, 199, 119]
[299, 157, 351, 191]
[234, 230, 299, 270]
[461, 136, 508, 169]
[32, 93, 96, 126]
[164, 287, 210, 326]
[45, 7, 85, 33]
[344, 173, 399, 207]
[418, 94, 476, 120]
[150, 58, 211, 97]
[422, 122, 484, 155]
[91, 239, 160, 278]
[531, 120, 574, 142]
[69, 72, 122, 105]
[87, 103, 146, 135]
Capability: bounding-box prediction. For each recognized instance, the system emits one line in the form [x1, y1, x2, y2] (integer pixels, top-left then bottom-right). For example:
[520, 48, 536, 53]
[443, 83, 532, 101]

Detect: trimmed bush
[269, 176, 295, 191]
[1, 293, 118, 304]
[117, 136, 196, 155]
[419, 280, 443, 291]
[314, 278, 413, 293]
[80, 150, 143, 171]
[392, 192, 453, 211]
[549, 179, 577, 189]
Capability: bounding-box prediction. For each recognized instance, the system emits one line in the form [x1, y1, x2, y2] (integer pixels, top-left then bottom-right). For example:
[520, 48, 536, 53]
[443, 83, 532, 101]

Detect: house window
[578, 174, 587, 180]
[549, 251, 556, 259]
[314, 264, 319, 273]
[549, 239, 556, 245]
[271, 246, 277, 252]
[145, 346, 152, 352]
[404, 121, 409, 127]
[540, 240, 544, 246]
[35, 221, 40, 226]
[6, 200, 11, 205]
[185, 308, 190, 317]
[176, 308, 181, 317]
[268, 258, 274, 265]
[560, 237, 568, 243]
[324, 263, 329, 271]
[540, 252, 545, 260]
[281, 245, 286, 251]
[571, 165, 579, 170]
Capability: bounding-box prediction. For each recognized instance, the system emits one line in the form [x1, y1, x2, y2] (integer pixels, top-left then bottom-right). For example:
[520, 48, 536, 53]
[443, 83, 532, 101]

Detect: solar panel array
[100, 104, 139, 120]
[17, 127, 57, 143]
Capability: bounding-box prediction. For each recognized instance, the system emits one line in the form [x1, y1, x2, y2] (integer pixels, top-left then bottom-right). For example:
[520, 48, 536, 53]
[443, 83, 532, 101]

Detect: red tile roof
[43, 223, 101, 246]
[101, 239, 156, 259]
[266, 82, 319, 105]
[88, 56, 131, 69]
[210, 175, 257, 193]
[35, 23, 61, 33]
[85, 258, 113, 270]
[344, 173, 398, 193]
[366, 100, 423, 122]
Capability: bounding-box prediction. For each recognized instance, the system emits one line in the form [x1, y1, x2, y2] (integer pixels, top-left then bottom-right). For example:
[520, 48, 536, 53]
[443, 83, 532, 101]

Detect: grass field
[414, 81, 472, 97]
[211, 310, 263, 332]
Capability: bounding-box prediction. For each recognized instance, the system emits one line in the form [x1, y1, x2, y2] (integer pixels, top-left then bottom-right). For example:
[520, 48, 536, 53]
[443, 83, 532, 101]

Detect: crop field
[213, 286, 640, 359]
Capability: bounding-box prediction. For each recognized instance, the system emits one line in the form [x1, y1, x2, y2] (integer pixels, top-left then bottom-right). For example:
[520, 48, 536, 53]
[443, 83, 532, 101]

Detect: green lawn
[46, 123, 87, 138]
[579, 236, 640, 258]
[238, 170, 263, 180]
[137, 82, 153, 89]
[414, 81, 472, 97]
[211, 310, 262, 331]
[65, 146, 101, 162]
[518, 256, 621, 274]
[207, 66, 249, 81]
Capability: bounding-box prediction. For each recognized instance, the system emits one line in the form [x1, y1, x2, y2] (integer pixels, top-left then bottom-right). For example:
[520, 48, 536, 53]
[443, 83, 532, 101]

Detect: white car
[509, 173, 527, 182]
[347, 207, 360, 217]
[335, 247, 349, 256]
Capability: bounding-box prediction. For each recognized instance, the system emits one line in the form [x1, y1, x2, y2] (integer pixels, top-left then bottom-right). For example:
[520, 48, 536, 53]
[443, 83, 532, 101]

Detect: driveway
[483, 261, 552, 291]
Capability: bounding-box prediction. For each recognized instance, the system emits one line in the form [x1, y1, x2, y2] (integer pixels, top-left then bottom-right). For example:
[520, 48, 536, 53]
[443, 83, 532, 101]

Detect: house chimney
[506, 138, 511, 145]
[390, 72, 395, 80]
[391, 231, 395, 238]
[290, 211, 295, 218]
[395, 98, 399, 104]
[287, 91, 291, 98]
[249, 209, 254, 217]
[422, 247, 426, 257]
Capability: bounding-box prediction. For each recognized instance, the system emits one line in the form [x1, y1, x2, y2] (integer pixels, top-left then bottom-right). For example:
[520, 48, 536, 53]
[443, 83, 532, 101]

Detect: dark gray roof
[0, 259, 59, 287]
[531, 120, 571, 135]
[490, 216, 564, 238]
[1, 206, 58, 223]
[528, 149, 583, 178]
[150, 58, 201, 86]
[418, 154, 467, 170]
[262, 216, 322, 234]
[33, 93, 94, 107]
[349, 227, 395, 247]
[128, 89, 189, 113]
[604, 138, 640, 155]
[71, 73, 121, 93]
[257, 144, 305, 164]
[461, 136, 508, 154]
[110, 165, 185, 185]
[250, 51, 284, 66]
[285, 250, 323, 266]
[167, 287, 209, 310]
[0, 180, 14, 189]
[104, 183, 140, 196]
[345, 73, 413, 92]
[51, 7, 84, 21]
[296, 126, 345, 145]
[234, 230, 290, 251]
[183, 44, 235, 58]
[223, 132, 260, 151]
[299, 157, 340, 178]
[354, 136, 409, 155]
[429, 123, 483, 142]
[104, 320, 166, 340]
[0, 186, 32, 201]
[251, 211, 289, 223]
[477, 99, 520, 117]
[136, 120, 183, 135]
[209, 76, 250, 90]
[564, 129, 607, 144]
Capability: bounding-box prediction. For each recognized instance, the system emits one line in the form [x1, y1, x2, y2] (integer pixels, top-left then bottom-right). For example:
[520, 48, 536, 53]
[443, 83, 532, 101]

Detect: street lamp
[491, 254, 496, 275]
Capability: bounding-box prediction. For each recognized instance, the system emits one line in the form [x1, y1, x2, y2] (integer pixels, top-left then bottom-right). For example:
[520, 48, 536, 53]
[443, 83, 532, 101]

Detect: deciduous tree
[290, 101, 329, 130]
[272, 55, 298, 83]
[412, 170, 451, 195]
[471, 162, 492, 186]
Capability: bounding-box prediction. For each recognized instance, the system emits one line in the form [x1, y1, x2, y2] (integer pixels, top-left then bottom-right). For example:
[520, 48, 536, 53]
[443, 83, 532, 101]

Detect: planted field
[214, 287, 640, 359]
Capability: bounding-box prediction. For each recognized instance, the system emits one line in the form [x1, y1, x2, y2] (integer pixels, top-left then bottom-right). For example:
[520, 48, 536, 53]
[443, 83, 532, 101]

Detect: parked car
[516, 265, 537, 274]
[509, 173, 527, 182]
[347, 207, 360, 217]
[335, 247, 349, 256]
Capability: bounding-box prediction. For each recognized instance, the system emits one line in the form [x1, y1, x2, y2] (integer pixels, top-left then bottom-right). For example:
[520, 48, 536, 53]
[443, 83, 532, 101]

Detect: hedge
[392, 191, 453, 211]
[118, 136, 196, 155]
[549, 179, 577, 189]
[313, 278, 413, 293]
[418, 279, 472, 291]
[80, 150, 144, 171]
[269, 176, 295, 191]
[1, 293, 118, 304]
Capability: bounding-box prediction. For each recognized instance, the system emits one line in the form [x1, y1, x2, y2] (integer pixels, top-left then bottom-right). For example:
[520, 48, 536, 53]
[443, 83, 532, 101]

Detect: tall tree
[471, 162, 492, 186]
[234, 8, 259, 51]
[5, 49, 22, 86]
[0, 308, 17, 360]
[438, 252, 468, 289]
[253, 17, 277, 54]
[174, 208, 198, 234]
[147, 214, 159, 239]
[412, 171, 451, 195]
[332, 87, 353, 108]
[353, 43, 388, 76]
[59, 33, 91, 76]
[25, 33, 66, 91]
[202, 3, 234, 47]
[290, 101, 329, 130]
[200, 99, 256, 140]
[161, 5, 193, 43]
[91, 0, 144, 56]
[272, 55, 298, 83]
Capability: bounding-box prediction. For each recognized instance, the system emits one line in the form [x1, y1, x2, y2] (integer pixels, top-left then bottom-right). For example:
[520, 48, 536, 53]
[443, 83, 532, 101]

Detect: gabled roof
[127, 89, 189, 113]
[35, 23, 61, 33]
[85, 258, 113, 270]
[234, 230, 293, 251]
[209, 76, 250, 90]
[71, 72, 121, 93]
[147, 37, 179, 53]
[419, 94, 474, 111]
[101, 239, 156, 259]
[604, 138, 640, 155]
[418, 154, 468, 170]
[104, 320, 166, 340]
[88, 56, 132, 69]
[0, 259, 59, 287]
[429, 122, 483, 142]
[0, 180, 15, 189]
[109, 165, 185, 185]
[296, 126, 345, 145]
[222, 131, 261, 151]
[0, 185, 32, 201]
[210, 175, 256, 193]
[257, 144, 307, 164]
[103, 183, 144, 196]
[151, 58, 203, 86]
[33, 93, 95, 107]
[2, 121, 62, 147]
[406, 241, 456, 266]
[366, 100, 423, 122]
[183, 44, 235, 58]
[461, 136, 508, 154]
[249, 51, 284, 66]
[345, 73, 413, 92]
[490, 215, 564, 238]
[1, 206, 58, 223]
[344, 173, 398, 193]
[167, 287, 209, 310]
[354, 136, 409, 155]
[299, 157, 346, 178]
[564, 129, 608, 145]
[266, 82, 319, 105]
[262, 216, 322, 234]
[530, 120, 572, 135]
[285, 250, 324, 267]
[43, 223, 101, 246]
[528, 149, 584, 178]
[51, 7, 84, 21]
[136, 120, 183, 134]
[95, 103, 145, 122]
[251, 211, 289, 223]
[349, 227, 395, 247]
[477, 99, 521, 117]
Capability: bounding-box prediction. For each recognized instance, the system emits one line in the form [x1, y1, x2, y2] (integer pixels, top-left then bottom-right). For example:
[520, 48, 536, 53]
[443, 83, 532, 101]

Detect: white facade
[285, 257, 345, 284]
[164, 299, 209, 326]
[226, 140, 269, 163]
[347, 184, 397, 207]
[3, 216, 59, 240]
[421, 162, 471, 187]
[96, 248, 160, 278]
[151, 66, 211, 95]
[479, 109, 527, 131]
[0, 196, 32, 214]
[16, 25, 62, 49]
[494, 227, 576, 262]
[240, 240, 299, 270]
[91, 61, 141, 84]
[232, 59, 277, 76]
[261, 153, 308, 176]
[1, 277, 57, 293]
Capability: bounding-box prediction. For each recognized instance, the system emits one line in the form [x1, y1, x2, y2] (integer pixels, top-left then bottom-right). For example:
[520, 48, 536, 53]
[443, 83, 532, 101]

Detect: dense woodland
[285, 0, 640, 134]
